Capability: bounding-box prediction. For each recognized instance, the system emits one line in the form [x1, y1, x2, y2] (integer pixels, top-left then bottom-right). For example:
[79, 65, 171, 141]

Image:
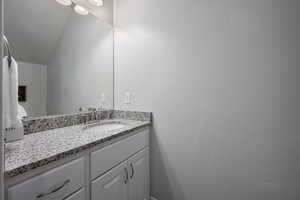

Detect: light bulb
[74, 5, 89, 15]
[89, 0, 103, 6]
[56, 0, 72, 6]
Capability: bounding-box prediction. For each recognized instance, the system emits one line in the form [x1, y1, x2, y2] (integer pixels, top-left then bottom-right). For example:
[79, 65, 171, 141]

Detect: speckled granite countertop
[5, 119, 150, 178]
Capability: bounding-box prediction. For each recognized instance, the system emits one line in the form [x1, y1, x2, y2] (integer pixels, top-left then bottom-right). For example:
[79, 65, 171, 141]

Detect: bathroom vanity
[4, 111, 151, 200]
[2, 1, 151, 200]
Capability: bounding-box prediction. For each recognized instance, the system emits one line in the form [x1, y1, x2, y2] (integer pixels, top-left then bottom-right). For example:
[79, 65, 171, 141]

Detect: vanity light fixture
[74, 5, 89, 15]
[89, 0, 104, 7]
[56, 0, 72, 6]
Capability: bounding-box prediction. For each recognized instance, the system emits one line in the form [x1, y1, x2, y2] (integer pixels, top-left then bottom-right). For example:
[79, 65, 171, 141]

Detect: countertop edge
[5, 122, 150, 179]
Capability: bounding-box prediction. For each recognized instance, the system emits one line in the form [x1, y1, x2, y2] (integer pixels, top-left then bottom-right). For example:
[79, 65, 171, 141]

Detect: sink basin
[83, 121, 126, 132]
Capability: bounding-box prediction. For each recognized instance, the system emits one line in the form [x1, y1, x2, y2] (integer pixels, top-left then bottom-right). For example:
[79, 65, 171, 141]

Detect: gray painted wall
[47, 13, 114, 115]
[114, 0, 300, 199]
[18, 61, 47, 117]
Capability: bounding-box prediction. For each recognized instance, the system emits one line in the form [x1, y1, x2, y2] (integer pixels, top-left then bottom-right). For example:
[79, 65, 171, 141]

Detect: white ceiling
[4, 0, 73, 65]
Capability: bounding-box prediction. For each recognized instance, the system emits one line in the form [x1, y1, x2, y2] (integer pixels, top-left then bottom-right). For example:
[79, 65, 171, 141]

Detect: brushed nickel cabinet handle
[124, 168, 129, 184]
[130, 163, 135, 179]
[36, 179, 70, 199]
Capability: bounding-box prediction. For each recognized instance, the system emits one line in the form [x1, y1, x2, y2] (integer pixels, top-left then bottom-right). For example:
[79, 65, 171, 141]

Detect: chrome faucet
[88, 107, 99, 122]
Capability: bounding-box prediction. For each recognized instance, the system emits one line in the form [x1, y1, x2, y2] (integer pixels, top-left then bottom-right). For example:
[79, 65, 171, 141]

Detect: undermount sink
[82, 121, 127, 132]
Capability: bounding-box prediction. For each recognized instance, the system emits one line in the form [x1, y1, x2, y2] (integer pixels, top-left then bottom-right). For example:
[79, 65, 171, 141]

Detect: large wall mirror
[4, 0, 114, 118]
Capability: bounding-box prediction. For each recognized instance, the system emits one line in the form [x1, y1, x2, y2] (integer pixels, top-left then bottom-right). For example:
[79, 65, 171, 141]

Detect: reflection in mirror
[4, 0, 114, 118]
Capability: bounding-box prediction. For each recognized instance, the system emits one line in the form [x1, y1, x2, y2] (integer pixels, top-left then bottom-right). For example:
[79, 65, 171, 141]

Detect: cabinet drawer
[91, 129, 149, 179]
[65, 188, 85, 200]
[8, 157, 85, 200]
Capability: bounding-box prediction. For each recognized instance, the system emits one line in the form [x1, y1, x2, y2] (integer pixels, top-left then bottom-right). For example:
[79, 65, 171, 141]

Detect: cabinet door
[91, 161, 128, 200]
[128, 148, 149, 200]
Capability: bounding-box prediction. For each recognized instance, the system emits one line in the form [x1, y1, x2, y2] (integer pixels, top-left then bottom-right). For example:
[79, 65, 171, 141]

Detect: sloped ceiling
[4, 0, 113, 65]
[4, 0, 73, 65]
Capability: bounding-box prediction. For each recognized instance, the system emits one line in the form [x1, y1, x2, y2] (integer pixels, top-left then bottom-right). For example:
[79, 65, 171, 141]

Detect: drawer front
[8, 157, 85, 200]
[65, 188, 85, 200]
[91, 129, 149, 179]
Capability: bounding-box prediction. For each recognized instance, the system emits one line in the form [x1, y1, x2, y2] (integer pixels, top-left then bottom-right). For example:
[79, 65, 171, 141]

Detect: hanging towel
[3, 56, 24, 142]
[18, 104, 27, 119]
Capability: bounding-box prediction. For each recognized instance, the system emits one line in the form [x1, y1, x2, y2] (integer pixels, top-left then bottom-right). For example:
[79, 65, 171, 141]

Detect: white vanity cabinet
[128, 149, 149, 200]
[91, 161, 128, 200]
[6, 128, 150, 200]
[91, 148, 149, 200]
[90, 129, 149, 200]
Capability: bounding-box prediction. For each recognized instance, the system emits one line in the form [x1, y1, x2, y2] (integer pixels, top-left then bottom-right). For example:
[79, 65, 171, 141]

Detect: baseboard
[150, 197, 158, 200]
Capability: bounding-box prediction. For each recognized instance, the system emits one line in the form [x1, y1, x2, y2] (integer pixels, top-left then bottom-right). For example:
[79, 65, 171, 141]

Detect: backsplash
[22, 110, 113, 135]
[22, 110, 151, 135]
[112, 110, 152, 122]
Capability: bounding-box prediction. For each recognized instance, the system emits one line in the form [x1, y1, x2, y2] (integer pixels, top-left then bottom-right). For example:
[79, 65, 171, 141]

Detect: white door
[128, 148, 149, 200]
[91, 161, 128, 200]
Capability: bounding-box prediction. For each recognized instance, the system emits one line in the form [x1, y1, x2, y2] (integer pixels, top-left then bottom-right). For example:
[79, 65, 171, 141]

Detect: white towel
[3, 56, 24, 142]
[18, 104, 27, 119]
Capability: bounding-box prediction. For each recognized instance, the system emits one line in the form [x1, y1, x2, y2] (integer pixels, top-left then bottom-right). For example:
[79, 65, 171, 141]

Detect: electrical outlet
[124, 92, 131, 104]
[101, 93, 105, 103]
